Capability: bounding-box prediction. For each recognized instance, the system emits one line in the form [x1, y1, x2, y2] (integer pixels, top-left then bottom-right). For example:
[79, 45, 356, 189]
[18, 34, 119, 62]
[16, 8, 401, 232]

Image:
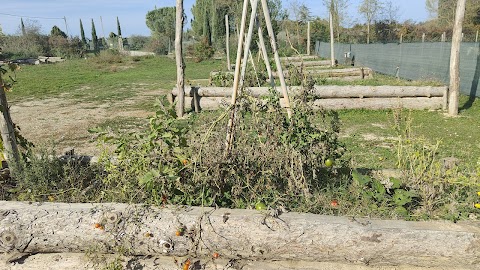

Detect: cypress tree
[80, 19, 87, 47]
[21, 18, 26, 36]
[91, 19, 99, 53]
[117, 17, 122, 36]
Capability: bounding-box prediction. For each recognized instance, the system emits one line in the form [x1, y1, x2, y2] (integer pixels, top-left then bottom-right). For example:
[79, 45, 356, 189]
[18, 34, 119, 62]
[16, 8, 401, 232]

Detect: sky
[0, 0, 430, 38]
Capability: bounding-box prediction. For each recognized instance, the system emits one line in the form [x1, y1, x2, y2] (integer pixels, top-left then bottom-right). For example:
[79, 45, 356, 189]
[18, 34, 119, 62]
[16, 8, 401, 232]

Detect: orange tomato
[330, 199, 339, 207]
[183, 259, 191, 270]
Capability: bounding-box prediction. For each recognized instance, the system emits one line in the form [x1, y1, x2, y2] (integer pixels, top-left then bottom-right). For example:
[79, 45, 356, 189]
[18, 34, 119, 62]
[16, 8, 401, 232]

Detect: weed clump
[92, 93, 346, 210]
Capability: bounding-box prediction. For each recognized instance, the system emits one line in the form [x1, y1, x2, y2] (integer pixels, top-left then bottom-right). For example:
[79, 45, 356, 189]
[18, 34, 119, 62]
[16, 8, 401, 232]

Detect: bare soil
[9, 90, 160, 157]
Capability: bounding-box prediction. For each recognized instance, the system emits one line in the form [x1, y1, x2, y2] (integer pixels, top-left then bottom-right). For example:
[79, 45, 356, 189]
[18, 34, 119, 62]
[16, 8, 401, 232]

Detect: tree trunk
[448, 0, 466, 116]
[0, 201, 478, 268]
[0, 74, 20, 167]
[175, 0, 185, 118]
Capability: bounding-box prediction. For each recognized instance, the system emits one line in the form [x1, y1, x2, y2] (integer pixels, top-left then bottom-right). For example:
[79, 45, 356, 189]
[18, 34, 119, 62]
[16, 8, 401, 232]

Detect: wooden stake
[175, 0, 185, 118]
[224, 0, 249, 156]
[257, 26, 274, 86]
[260, 0, 292, 118]
[329, 10, 335, 67]
[225, 14, 231, 71]
[448, 0, 466, 116]
[307, 21, 311, 55]
[240, 0, 259, 86]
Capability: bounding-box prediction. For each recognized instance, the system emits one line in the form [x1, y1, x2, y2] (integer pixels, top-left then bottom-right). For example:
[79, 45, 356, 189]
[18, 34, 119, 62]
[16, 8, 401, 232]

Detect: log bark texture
[289, 60, 331, 67]
[448, 0, 466, 116]
[181, 96, 444, 111]
[0, 253, 474, 270]
[174, 0, 185, 117]
[273, 67, 373, 78]
[280, 55, 318, 62]
[173, 85, 447, 99]
[0, 202, 479, 268]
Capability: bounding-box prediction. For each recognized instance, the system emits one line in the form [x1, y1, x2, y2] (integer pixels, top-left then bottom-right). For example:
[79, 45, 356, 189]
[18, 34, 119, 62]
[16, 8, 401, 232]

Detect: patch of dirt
[9, 89, 160, 156]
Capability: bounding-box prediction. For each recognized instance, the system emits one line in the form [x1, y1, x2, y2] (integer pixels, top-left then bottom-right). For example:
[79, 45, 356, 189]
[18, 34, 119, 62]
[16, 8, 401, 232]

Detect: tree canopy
[50, 25, 67, 38]
[146, 7, 177, 42]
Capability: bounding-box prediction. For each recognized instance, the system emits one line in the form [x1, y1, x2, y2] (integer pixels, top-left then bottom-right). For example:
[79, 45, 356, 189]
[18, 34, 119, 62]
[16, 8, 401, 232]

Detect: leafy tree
[79, 19, 87, 47]
[288, 0, 311, 47]
[127, 35, 150, 50]
[323, 0, 350, 41]
[191, 0, 215, 44]
[91, 19, 99, 53]
[50, 25, 67, 38]
[358, 0, 383, 44]
[117, 17, 122, 36]
[146, 7, 177, 51]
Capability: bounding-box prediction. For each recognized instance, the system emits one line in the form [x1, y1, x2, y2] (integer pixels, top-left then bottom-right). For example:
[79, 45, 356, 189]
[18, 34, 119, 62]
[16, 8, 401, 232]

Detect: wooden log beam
[0, 253, 472, 270]
[288, 60, 332, 67]
[173, 86, 447, 99]
[182, 96, 444, 111]
[272, 68, 373, 78]
[280, 55, 318, 61]
[0, 202, 478, 268]
[312, 97, 444, 110]
[2, 253, 473, 270]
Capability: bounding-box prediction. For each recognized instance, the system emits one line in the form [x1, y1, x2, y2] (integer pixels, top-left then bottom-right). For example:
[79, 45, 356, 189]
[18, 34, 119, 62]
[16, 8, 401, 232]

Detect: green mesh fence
[316, 41, 480, 97]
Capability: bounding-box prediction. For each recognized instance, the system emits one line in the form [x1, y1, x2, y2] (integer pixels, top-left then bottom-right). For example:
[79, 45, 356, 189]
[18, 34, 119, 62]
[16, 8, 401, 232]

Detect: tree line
[1, 0, 479, 60]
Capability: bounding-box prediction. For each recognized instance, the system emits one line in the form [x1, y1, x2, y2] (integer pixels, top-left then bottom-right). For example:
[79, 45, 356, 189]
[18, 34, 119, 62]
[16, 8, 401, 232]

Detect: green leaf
[352, 170, 371, 186]
[389, 177, 402, 189]
[138, 169, 160, 185]
[394, 206, 409, 217]
[392, 189, 413, 206]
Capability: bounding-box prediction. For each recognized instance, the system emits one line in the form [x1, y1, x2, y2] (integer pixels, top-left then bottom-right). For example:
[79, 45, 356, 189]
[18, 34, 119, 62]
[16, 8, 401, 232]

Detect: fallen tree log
[287, 60, 331, 67]
[274, 67, 373, 78]
[312, 97, 444, 110]
[280, 55, 318, 61]
[0, 253, 473, 270]
[0, 201, 478, 268]
[181, 96, 444, 111]
[172, 86, 447, 99]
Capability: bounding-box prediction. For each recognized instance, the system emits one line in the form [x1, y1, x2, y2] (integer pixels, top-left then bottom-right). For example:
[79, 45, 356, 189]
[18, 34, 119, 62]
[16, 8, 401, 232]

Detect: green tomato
[325, 159, 334, 167]
[255, 201, 267, 210]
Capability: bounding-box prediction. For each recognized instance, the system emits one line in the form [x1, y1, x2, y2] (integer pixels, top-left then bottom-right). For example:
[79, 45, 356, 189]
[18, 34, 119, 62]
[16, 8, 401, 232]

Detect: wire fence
[316, 41, 480, 97]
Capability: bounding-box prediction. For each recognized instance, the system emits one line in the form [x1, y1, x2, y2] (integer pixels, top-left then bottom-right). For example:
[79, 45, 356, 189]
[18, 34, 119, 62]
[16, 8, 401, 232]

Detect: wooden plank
[0, 201, 478, 268]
